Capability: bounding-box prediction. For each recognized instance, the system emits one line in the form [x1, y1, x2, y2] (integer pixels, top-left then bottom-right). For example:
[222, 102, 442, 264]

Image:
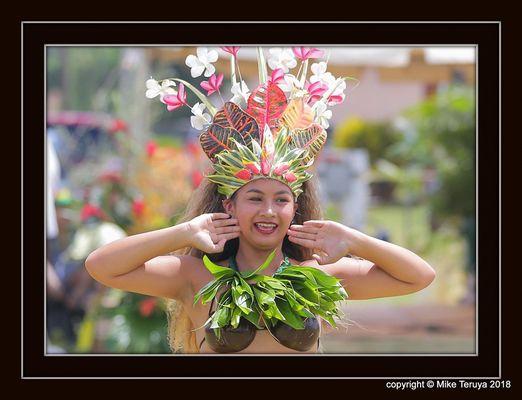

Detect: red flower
[163, 83, 187, 111]
[273, 163, 290, 176]
[191, 169, 203, 188]
[132, 199, 145, 218]
[220, 46, 240, 57]
[283, 172, 297, 182]
[200, 73, 224, 96]
[139, 298, 157, 317]
[108, 119, 127, 133]
[292, 47, 324, 61]
[80, 204, 104, 222]
[186, 141, 200, 157]
[146, 140, 158, 158]
[234, 169, 252, 180]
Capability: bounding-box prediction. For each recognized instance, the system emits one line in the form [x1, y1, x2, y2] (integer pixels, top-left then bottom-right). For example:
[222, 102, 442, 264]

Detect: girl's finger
[289, 224, 320, 234]
[215, 225, 241, 234]
[303, 220, 325, 227]
[211, 213, 232, 220]
[287, 229, 316, 240]
[217, 232, 241, 241]
[287, 235, 315, 248]
[213, 218, 239, 228]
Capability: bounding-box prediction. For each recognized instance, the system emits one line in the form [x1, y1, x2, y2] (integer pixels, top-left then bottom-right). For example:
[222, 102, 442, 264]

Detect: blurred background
[45, 46, 476, 354]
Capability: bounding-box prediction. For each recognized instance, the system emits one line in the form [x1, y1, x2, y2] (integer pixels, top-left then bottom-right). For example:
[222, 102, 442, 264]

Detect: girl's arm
[288, 221, 436, 300]
[85, 213, 240, 301]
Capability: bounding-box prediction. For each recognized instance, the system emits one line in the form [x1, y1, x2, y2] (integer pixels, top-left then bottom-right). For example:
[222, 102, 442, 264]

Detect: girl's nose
[259, 202, 276, 217]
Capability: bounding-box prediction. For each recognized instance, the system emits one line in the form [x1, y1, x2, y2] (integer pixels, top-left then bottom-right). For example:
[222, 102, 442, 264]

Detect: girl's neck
[234, 243, 285, 274]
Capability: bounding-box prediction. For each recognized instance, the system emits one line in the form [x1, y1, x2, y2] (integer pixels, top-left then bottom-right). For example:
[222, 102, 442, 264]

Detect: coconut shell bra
[198, 254, 321, 353]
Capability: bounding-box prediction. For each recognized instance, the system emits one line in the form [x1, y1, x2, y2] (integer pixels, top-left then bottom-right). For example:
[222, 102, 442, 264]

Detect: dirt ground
[321, 302, 475, 354]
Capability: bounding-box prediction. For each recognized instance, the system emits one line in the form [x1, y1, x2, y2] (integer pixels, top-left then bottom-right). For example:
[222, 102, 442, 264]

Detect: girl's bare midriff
[183, 257, 322, 354]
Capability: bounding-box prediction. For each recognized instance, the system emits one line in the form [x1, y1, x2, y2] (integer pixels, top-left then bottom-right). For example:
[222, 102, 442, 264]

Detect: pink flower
[306, 81, 329, 104]
[146, 140, 158, 157]
[139, 298, 157, 317]
[235, 169, 252, 180]
[292, 47, 324, 61]
[273, 163, 290, 176]
[200, 73, 224, 96]
[220, 46, 240, 57]
[268, 68, 285, 84]
[327, 94, 345, 105]
[283, 172, 297, 182]
[162, 83, 187, 111]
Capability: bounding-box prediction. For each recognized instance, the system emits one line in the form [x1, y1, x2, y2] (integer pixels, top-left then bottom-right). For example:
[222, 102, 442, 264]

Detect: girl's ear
[222, 199, 234, 215]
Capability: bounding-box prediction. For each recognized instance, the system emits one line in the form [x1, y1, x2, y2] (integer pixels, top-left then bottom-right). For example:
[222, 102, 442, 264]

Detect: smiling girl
[85, 173, 435, 353]
[85, 46, 435, 354]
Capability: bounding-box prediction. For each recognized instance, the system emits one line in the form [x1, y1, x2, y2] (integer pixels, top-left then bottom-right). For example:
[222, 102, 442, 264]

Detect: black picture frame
[23, 21, 501, 380]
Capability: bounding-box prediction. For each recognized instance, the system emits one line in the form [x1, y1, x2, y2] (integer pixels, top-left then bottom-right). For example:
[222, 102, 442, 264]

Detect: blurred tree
[47, 47, 121, 112]
[398, 85, 475, 222]
[332, 117, 404, 166]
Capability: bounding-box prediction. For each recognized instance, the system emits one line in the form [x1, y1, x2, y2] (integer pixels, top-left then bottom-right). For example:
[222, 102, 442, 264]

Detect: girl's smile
[225, 179, 297, 247]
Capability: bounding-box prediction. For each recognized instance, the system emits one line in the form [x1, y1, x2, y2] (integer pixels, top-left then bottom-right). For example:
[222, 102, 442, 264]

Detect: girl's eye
[248, 197, 290, 203]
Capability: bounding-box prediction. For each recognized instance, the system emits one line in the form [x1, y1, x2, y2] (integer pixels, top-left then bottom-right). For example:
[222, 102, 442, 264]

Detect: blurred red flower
[132, 199, 145, 218]
[191, 170, 203, 189]
[146, 141, 158, 158]
[139, 297, 157, 317]
[80, 203, 104, 222]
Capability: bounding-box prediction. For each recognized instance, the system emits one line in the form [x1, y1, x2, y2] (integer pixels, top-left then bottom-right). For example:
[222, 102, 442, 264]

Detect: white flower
[190, 102, 212, 131]
[278, 74, 308, 99]
[185, 47, 219, 78]
[278, 74, 302, 93]
[267, 48, 297, 73]
[312, 101, 332, 129]
[325, 77, 347, 105]
[230, 81, 250, 106]
[145, 78, 176, 99]
[310, 62, 329, 84]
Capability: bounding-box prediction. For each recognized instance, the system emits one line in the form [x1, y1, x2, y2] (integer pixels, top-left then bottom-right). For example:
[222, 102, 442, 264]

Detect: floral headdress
[146, 46, 353, 198]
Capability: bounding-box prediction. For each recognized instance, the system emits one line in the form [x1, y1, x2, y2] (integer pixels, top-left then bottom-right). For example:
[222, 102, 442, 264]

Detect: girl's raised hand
[187, 213, 241, 254]
[287, 220, 354, 265]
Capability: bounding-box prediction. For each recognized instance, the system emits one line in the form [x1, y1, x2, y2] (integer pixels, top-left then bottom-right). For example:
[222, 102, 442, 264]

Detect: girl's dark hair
[167, 176, 324, 353]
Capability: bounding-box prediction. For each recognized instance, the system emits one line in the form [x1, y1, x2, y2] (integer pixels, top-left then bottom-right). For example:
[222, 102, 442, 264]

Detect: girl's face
[224, 179, 297, 250]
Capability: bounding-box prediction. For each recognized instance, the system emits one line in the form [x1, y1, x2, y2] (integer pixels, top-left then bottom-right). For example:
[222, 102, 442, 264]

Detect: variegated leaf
[199, 125, 246, 162]
[212, 102, 260, 147]
[279, 98, 314, 131]
[290, 124, 327, 164]
[246, 82, 287, 137]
